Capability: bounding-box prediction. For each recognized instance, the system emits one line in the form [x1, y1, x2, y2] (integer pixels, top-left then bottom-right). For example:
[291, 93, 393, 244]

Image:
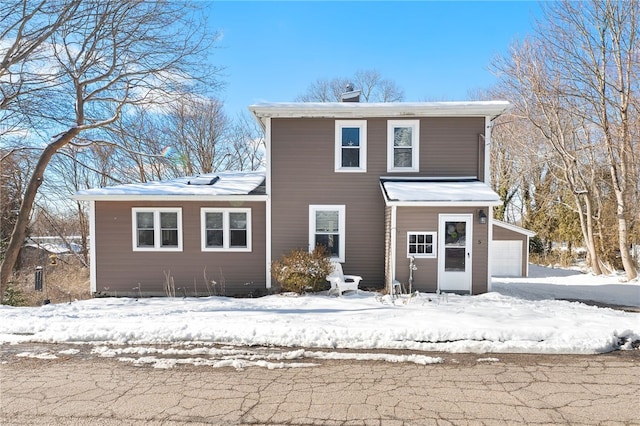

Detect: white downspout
[89, 200, 96, 294]
[485, 115, 493, 292]
[389, 205, 397, 294]
[265, 117, 272, 290]
[484, 116, 492, 184]
[487, 206, 494, 292]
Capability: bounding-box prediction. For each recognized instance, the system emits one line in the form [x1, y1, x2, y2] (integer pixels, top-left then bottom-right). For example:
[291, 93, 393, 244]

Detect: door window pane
[445, 221, 466, 245]
[445, 247, 466, 271]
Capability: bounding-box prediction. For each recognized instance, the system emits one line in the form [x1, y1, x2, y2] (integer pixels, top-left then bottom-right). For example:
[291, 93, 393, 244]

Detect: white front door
[438, 214, 472, 292]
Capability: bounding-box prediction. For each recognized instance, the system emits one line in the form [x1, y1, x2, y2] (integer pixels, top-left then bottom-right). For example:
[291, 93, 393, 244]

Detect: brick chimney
[341, 83, 361, 102]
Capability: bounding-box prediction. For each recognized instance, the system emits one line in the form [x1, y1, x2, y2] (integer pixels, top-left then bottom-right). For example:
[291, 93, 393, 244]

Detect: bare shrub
[9, 261, 90, 306]
[271, 246, 332, 294]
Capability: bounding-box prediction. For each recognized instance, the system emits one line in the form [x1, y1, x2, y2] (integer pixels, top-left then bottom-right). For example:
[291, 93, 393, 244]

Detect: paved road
[1, 343, 639, 425]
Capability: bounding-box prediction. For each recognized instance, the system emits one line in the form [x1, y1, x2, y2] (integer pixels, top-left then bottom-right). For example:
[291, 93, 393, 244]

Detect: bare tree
[0, 0, 221, 302]
[492, 39, 604, 273]
[296, 69, 404, 102]
[540, 0, 638, 279]
[228, 111, 266, 172]
[0, 0, 80, 111]
[166, 96, 231, 175]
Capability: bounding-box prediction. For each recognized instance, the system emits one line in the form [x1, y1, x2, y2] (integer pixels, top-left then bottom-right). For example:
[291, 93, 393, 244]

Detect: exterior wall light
[478, 209, 487, 224]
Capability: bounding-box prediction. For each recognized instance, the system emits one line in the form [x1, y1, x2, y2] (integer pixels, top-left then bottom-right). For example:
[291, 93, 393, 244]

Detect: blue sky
[206, 1, 543, 117]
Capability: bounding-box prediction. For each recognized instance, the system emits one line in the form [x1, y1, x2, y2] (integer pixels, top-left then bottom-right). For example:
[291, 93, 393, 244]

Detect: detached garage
[492, 221, 536, 277]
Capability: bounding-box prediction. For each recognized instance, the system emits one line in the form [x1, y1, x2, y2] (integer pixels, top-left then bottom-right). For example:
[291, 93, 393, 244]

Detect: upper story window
[132, 208, 182, 251]
[335, 120, 367, 172]
[201, 208, 251, 252]
[387, 120, 420, 172]
[309, 205, 346, 262]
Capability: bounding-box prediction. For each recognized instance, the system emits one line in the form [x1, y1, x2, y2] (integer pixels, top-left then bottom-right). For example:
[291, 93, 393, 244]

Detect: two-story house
[75, 97, 531, 297]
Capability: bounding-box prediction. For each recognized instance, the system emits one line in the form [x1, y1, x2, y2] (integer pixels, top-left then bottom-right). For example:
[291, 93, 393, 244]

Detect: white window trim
[387, 119, 420, 172]
[407, 231, 437, 259]
[132, 208, 183, 252]
[309, 205, 346, 263]
[335, 120, 367, 173]
[201, 208, 252, 252]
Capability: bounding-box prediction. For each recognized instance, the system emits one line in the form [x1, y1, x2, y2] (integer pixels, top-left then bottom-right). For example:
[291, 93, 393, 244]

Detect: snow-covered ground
[1, 265, 638, 367]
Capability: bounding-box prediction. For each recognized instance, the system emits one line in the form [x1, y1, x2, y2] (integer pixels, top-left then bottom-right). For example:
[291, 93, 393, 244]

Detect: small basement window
[407, 232, 436, 258]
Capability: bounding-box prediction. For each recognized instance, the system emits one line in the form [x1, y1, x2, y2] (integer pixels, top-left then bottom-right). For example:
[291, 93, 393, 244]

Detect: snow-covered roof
[23, 242, 81, 255]
[249, 101, 511, 127]
[493, 220, 536, 237]
[381, 178, 502, 206]
[74, 170, 267, 201]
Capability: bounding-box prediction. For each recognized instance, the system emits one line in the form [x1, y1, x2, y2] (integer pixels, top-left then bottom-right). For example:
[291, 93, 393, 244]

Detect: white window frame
[309, 205, 346, 263]
[201, 208, 252, 252]
[335, 120, 367, 173]
[132, 208, 183, 252]
[387, 119, 420, 172]
[407, 231, 437, 258]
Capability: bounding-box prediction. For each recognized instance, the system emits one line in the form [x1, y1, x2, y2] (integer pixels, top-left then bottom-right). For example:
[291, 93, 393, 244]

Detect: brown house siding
[94, 200, 266, 297]
[270, 117, 487, 290]
[393, 207, 491, 294]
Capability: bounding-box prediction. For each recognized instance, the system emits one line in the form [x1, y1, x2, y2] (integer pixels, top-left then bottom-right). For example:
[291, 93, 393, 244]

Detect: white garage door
[492, 240, 522, 277]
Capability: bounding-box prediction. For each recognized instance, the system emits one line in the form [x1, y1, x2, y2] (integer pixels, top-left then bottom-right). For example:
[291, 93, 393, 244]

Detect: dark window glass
[394, 148, 412, 167]
[205, 212, 224, 248]
[206, 230, 224, 247]
[315, 234, 339, 257]
[341, 148, 360, 167]
[137, 230, 154, 247]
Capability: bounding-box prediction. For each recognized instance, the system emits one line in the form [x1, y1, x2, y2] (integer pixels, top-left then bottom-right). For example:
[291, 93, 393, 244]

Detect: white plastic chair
[326, 262, 363, 296]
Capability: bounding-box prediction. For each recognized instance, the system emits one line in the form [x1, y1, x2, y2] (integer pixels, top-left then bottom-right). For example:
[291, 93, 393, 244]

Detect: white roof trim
[249, 101, 511, 127]
[73, 194, 268, 202]
[493, 219, 536, 237]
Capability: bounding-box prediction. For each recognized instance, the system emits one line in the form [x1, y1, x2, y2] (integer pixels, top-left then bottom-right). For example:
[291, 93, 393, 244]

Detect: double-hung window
[201, 208, 251, 251]
[335, 120, 367, 172]
[387, 120, 420, 172]
[309, 205, 345, 262]
[407, 231, 436, 258]
[132, 208, 182, 251]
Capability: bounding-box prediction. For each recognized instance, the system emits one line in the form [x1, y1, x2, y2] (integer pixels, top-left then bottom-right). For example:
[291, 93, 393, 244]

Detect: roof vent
[187, 176, 219, 185]
[341, 83, 361, 103]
